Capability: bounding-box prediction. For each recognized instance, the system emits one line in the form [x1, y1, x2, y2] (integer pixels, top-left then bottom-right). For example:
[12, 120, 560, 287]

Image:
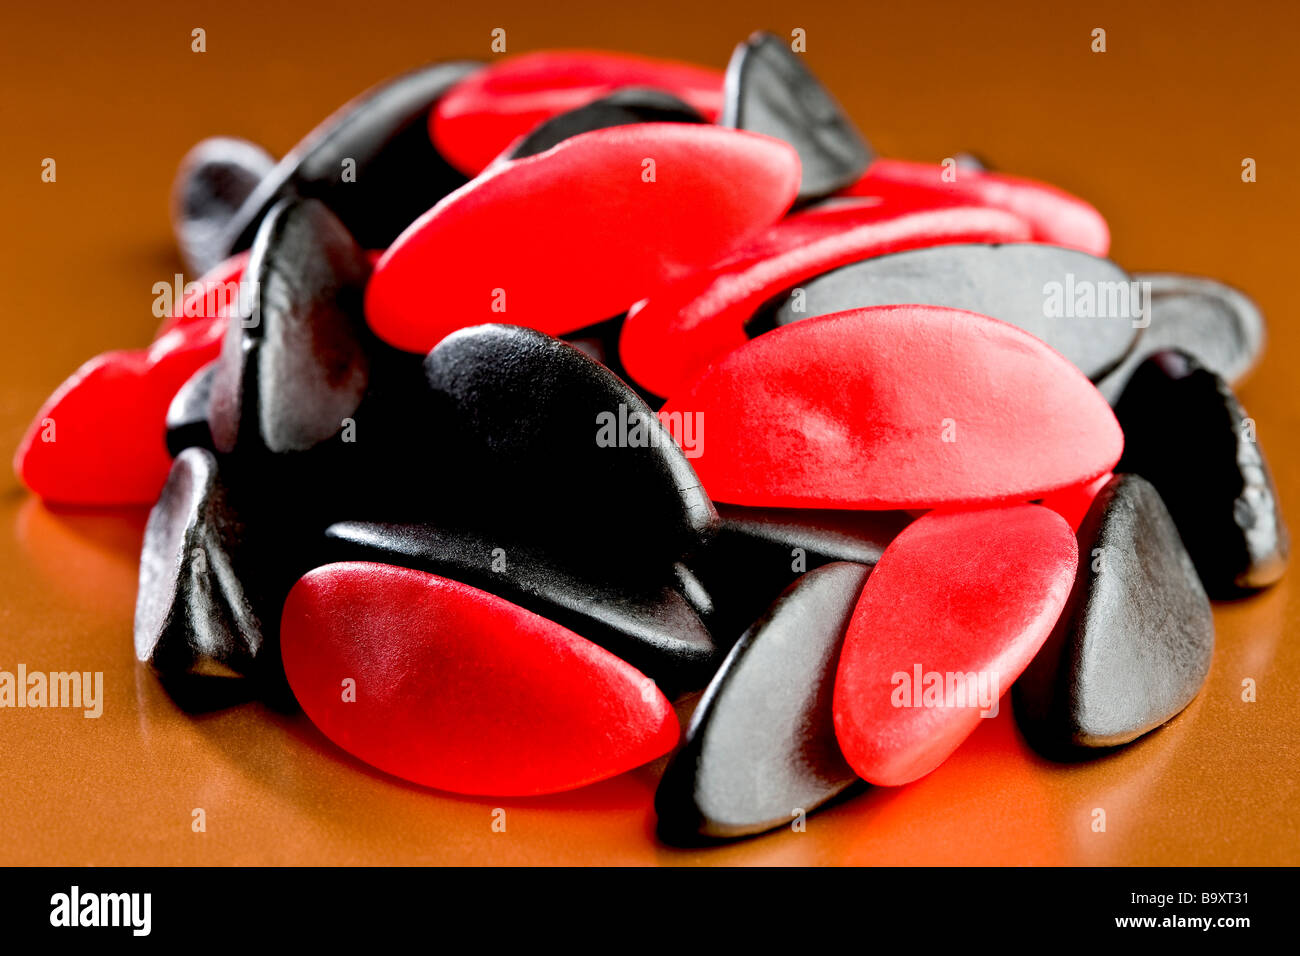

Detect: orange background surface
[1, 0, 1297, 865]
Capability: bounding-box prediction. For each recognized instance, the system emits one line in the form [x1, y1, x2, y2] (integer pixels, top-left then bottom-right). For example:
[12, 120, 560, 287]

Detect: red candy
[1040, 471, 1114, 531]
[152, 252, 248, 340]
[844, 159, 1110, 257]
[365, 124, 800, 354]
[660, 305, 1124, 509]
[833, 505, 1078, 786]
[14, 320, 224, 505]
[620, 196, 1032, 398]
[280, 562, 681, 796]
[431, 50, 724, 174]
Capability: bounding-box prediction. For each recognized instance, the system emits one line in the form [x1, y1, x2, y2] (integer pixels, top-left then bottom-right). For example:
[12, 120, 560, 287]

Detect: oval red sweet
[14, 321, 224, 504]
[365, 123, 801, 353]
[431, 50, 724, 174]
[280, 562, 681, 796]
[844, 158, 1110, 257]
[619, 197, 1033, 398]
[833, 505, 1078, 786]
[659, 305, 1123, 509]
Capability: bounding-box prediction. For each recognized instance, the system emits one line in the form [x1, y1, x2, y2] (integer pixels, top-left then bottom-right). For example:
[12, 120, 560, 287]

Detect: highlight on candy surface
[365, 123, 801, 353]
[620, 196, 1033, 398]
[14, 320, 225, 505]
[832, 505, 1078, 786]
[430, 49, 725, 174]
[845, 158, 1110, 257]
[280, 562, 681, 796]
[661, 305, 1124, 510]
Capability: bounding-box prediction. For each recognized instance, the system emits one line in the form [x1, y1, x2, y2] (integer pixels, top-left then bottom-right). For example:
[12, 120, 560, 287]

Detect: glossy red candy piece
[833, 505, 1078, 786]
[845, 158, 1110, 257]
[366, 123, 800, 353]
[431, 50, 724, 174]
[1040, 471, 1114, 531]
[280, 562, 681, 796]
[15, 321, 224, 504]
[620, 196, 1032, 398]
[660, 305, 1123, 509]
[152, 251, 248, 340]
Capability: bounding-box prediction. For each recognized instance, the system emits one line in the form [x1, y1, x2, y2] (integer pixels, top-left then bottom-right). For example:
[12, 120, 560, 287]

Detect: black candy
[423, 324, 717, 568]
[324, 520, 719, 696]
[171, 136, 277, 276]
[215, 61, 480, 261]
[329, 346, 459, 524]
[208, 198, 372, 460]
[673, 561, 714, 623]
[722, 31, 872, 203]
[1114, 350, 1288, 595]
[688, 503, 911, 646]
[1013, 474, 1214, 753]
[1096, 273, 1265, 402]
[165, 360, 217, 457]
[135, 448, 295, 689]
[753, 242, 1142, 381]
[655, 562, 869, 844]
[507, 87, 705, 160]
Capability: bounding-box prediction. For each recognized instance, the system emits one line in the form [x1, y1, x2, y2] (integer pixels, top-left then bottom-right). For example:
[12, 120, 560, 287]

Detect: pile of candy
[15, 33, 1287, 844]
